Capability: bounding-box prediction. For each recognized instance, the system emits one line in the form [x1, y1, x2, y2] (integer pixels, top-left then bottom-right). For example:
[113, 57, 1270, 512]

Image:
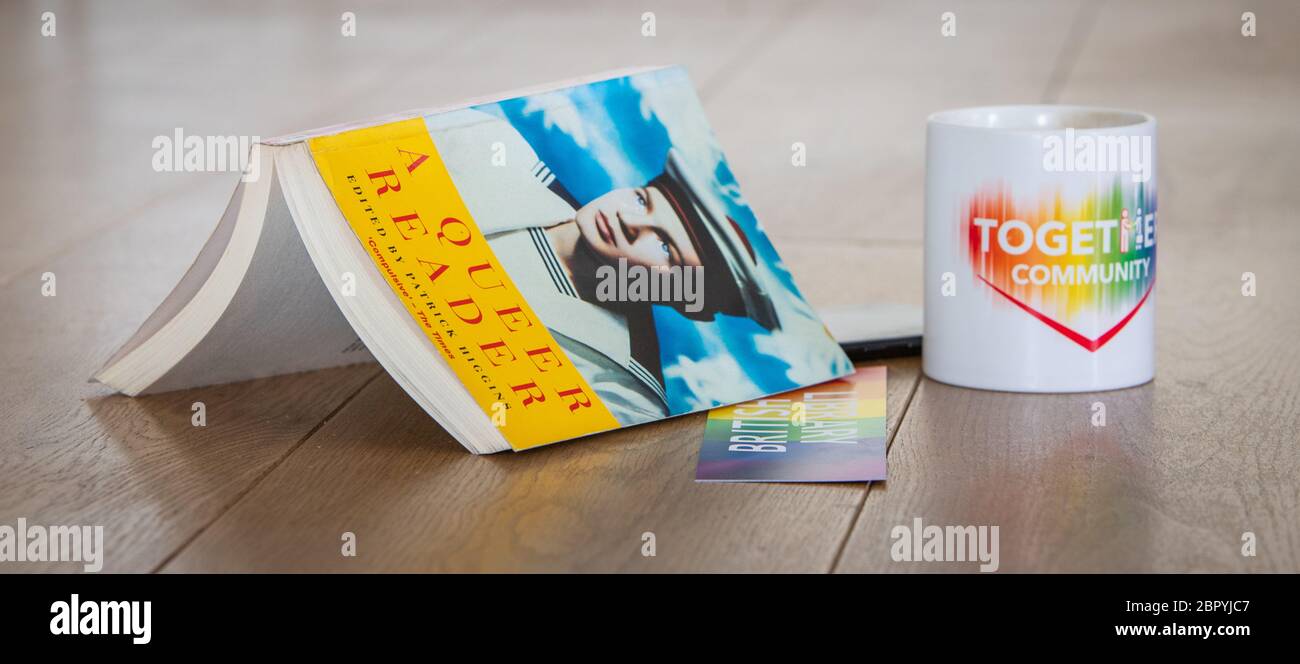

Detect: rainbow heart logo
[962, 179, 1157, 351]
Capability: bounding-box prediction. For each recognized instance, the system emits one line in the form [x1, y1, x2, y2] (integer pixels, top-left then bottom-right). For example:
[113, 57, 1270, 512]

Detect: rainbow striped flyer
[695, 365, 887, 482]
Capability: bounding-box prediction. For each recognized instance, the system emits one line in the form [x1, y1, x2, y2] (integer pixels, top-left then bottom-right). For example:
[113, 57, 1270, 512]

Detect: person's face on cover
[574, 187, 702, 270]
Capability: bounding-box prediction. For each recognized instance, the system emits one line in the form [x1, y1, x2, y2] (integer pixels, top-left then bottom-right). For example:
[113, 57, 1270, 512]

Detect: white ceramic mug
[924, 105, 1157, 392]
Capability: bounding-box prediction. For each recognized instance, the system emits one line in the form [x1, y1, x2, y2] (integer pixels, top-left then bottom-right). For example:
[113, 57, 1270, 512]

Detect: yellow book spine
[310, 119, 619, 450]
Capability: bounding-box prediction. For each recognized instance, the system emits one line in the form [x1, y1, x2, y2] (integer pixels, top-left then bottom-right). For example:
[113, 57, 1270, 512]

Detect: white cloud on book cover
[664, 327, 761, 410]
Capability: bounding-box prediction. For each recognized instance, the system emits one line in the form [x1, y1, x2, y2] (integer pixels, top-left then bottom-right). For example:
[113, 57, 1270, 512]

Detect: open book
[96, 66, 853, 453]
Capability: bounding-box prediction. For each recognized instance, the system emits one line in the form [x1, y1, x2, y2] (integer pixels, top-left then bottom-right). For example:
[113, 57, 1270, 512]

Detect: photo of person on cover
[425, 67, 850, 425]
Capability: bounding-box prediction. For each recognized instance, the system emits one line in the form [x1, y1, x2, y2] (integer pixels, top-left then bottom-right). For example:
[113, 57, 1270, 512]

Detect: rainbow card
[695, 365, 887, 482]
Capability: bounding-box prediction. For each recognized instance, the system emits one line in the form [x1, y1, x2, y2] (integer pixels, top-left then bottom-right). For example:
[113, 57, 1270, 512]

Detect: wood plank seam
[148, 368, 385, 572]
[826, 366, 923, 573]
[154, 0, 826, 572]
[0, 0, 514, 290]
[1041, 0, 1102, 104]
[830, 0, 1106, 573]
[0, 178, 206, 290]
[699, 0, 826, 100]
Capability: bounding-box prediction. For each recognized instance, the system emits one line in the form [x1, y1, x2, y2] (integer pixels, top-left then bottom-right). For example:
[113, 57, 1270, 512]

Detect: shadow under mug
[923, 105, 1157, 392]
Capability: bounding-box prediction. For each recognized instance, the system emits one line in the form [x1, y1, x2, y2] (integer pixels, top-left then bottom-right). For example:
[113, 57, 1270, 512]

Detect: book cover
[308, 67, 852, 450]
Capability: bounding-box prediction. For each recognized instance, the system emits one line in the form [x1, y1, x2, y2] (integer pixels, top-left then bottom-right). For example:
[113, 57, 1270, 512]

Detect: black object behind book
[818, 304, 923, 361]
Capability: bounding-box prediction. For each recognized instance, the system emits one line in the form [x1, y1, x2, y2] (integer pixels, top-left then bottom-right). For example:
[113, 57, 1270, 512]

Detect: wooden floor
[2, 0, 1297, 572]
